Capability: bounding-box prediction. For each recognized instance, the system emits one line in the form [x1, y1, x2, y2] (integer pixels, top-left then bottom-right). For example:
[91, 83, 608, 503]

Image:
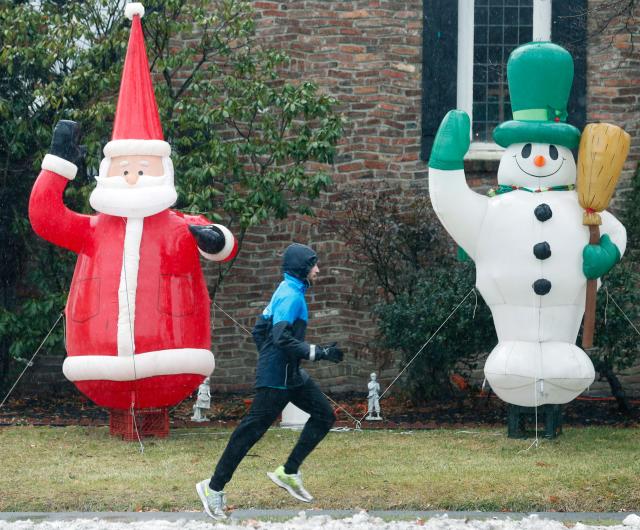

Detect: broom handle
[582, 224, 601, 349]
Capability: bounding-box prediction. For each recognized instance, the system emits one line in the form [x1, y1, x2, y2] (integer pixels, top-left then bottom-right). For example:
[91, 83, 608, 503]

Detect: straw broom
[577, 123, 630, 348]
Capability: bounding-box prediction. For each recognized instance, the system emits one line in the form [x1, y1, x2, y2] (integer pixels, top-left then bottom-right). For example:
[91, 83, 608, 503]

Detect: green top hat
[493, 42, 581, 149]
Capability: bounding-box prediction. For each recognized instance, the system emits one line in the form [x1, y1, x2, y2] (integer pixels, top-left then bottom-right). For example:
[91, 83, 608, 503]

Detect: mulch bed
[1, 390, 638, 431]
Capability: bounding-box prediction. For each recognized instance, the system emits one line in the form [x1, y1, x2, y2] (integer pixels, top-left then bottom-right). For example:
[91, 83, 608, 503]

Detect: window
[458, 0, 550, 157]
[421, 0, 586, 162]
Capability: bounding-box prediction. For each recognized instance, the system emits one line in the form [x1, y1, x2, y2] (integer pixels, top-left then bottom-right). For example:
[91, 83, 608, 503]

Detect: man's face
[307, 263, 320, 283]
[107, 155, 164, 185]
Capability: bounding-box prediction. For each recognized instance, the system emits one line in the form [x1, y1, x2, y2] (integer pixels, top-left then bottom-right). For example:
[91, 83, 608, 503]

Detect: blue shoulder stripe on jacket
[262, 274, 308, 324]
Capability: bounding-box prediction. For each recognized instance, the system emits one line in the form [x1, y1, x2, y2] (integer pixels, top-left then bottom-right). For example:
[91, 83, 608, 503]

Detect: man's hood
[282, 243, 317, 282]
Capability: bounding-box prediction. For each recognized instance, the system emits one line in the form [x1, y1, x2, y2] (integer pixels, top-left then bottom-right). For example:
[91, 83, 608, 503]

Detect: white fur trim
[309, 344, 316, 361]
[198, 224, 236, 261]
[41, 154, 77, 180]
[62, 348, 215, 382]
[117, 218, 143, 356]
[104, 140, 170, 158]
[124, 2, 145, 19]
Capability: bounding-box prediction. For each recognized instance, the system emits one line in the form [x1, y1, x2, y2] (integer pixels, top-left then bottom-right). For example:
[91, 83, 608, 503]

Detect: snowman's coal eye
[521, 144, 532, 158]
[549, 145, 558, 160]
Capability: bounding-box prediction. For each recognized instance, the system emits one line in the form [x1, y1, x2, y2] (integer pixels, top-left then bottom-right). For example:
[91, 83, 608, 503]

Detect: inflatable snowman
[428, 42, 626, 407]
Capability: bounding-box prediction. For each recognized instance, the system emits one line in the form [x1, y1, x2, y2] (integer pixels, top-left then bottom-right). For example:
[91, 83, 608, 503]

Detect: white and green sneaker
[195, 479, 227, 520]
[267, 465, 313, 502]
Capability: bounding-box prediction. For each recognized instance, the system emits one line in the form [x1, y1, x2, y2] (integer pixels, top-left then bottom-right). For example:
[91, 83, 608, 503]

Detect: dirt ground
[1, 389, 638, 430]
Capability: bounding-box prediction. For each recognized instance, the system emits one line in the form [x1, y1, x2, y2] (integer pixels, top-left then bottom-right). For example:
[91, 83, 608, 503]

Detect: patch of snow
[1, 513, 639, 530]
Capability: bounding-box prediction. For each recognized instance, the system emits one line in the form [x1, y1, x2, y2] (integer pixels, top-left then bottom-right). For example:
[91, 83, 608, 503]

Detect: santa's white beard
[90, 173, 177, 218]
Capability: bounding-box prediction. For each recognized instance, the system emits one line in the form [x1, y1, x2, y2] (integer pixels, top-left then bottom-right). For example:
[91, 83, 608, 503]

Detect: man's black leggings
[209, 378, 335, 492]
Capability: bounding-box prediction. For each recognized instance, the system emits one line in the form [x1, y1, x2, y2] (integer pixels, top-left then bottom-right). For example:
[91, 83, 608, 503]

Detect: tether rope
[606, 286, 640, 337]
[0, 313, 63, 409]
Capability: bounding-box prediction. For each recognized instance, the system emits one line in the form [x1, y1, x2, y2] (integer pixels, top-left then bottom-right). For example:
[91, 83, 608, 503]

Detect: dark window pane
[519, 25, 533, 42]
[519, 7, 532, 25]
[473, 102, 485, 120]
[476, 6, 489, 23]
[474, 45, 488, 64]
[489, 26, 503, 44]
[489, 6, 504, 24]
[487, 84, 500, 103]
[504, 7, 518, 24]
[472, 0, 533, 142]
[474, 64, 487, 83]
[474, 83, 487, 102]
[488, 45, 503, 64]
[504, 25, 518, 44]
[487, 103, 499, 122]
[476, 25, 488, 44]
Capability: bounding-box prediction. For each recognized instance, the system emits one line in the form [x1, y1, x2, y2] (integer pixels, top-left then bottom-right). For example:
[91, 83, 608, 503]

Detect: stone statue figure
[366, 372, 381, 420]
[191, 377, 212, 422]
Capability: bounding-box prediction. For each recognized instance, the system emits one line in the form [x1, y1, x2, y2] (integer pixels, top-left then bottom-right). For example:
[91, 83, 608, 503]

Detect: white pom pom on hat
[124, 2, 145, 20]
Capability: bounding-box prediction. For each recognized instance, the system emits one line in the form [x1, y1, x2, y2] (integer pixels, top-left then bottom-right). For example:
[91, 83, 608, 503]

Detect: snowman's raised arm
[428, 110, 488, 260]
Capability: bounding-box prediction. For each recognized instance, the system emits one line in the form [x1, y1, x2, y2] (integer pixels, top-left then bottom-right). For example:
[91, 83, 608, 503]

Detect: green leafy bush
[583, 166, 640, 411]
[375, 261, 496, 402]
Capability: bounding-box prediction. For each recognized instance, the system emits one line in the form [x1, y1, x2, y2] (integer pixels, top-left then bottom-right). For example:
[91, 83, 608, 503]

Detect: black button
[533, 242, 551, 260]
[534, 203, 552, 222]
[533, 279, 552, 295]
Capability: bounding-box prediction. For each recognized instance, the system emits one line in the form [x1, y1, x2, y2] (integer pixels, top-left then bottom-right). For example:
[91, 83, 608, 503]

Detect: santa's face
[90, 154, 177, 218]
[498, 142, 576, 189]
[107, 155, 164, 183]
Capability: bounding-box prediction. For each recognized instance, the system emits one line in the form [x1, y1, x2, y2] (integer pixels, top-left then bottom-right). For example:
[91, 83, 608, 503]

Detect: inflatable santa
[29, 3, 237, 410]
[428, 42, 627, 407]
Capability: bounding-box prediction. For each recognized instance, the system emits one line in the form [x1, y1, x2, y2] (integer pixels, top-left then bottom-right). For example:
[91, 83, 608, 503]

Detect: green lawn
[0, 426, 638, 512]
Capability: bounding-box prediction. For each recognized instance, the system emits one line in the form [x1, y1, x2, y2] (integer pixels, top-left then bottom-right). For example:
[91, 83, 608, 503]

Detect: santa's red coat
[29, 168, 236, 409]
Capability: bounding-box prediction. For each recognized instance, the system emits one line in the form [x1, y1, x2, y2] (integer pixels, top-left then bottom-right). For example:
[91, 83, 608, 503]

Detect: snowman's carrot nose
[534, 155, 546, 167]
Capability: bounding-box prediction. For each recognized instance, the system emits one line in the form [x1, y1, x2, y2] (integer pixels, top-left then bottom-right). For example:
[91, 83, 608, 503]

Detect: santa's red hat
[103, 3, 171, 158]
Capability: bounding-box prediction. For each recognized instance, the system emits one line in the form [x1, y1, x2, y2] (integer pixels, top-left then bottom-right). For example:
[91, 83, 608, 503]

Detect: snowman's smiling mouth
[513, 155, 565, 178]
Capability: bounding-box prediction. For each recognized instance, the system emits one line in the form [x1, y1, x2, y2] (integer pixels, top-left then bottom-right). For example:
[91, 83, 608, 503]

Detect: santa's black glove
[188, 224, 226, 254]
[314, 342, 344, 363]
[50, 120, 85, 169]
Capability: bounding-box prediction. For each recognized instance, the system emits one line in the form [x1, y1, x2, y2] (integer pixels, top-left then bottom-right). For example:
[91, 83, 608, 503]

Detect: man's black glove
[188, 224, 226, 254]
[50, 120, 85, 168]
[315, 342, 343, 363]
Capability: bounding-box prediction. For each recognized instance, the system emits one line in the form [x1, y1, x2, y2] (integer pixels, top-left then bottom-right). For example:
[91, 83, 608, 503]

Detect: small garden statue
[366, 372, 381, 420]
[191, 377, 212, 422]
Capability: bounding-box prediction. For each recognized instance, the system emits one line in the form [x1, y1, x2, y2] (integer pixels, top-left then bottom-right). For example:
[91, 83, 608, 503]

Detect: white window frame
[458, 0, 552, 160]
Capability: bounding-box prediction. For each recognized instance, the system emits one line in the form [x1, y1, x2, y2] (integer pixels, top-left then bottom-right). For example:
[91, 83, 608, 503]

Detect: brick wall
[209, 1, 428, 393]
[19, 1, 640, 399]
[586, 0, 640, 198]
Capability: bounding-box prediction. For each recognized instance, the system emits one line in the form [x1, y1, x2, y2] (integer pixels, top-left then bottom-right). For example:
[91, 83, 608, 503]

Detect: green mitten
[428, 110, 471, 170]
[582, 234, 621, 279]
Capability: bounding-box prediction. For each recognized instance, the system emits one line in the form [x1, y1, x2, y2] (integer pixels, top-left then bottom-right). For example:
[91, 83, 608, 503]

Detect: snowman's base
[507, 404, 563, 439]
[109, 407, 169, 441]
